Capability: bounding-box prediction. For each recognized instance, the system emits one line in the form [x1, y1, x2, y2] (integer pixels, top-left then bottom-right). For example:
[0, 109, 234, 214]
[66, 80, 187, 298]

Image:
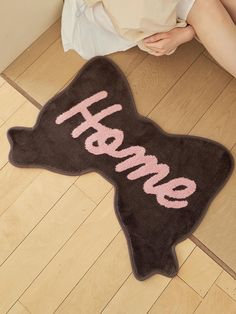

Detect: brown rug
[7, 56, 234, 280]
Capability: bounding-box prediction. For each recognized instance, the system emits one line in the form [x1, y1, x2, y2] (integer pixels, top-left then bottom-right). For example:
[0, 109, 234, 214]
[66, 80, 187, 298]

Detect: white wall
[0, 0, 63, 73]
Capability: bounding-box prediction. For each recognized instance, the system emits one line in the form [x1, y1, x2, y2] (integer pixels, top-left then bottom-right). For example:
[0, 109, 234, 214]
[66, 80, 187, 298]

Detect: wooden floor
[0, 20, 236, 313]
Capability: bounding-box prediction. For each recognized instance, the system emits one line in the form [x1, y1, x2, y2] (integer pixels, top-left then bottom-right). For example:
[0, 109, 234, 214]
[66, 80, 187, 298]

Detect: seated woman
[61, 0, 236, 78]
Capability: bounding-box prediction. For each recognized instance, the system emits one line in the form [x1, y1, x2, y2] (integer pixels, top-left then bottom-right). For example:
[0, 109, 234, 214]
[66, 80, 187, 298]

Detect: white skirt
[61, 0, 196, 60]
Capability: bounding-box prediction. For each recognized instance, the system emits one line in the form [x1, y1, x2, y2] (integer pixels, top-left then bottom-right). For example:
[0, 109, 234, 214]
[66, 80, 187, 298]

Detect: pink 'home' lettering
[56, 90, 197, 209]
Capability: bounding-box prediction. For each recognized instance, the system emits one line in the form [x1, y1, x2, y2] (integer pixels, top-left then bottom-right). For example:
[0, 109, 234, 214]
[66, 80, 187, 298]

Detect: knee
[188, 0, 221, 14]
[187, 0, 224, 25]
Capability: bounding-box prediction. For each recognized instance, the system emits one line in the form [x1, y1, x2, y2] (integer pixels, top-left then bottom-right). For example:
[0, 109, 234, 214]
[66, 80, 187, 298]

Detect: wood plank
[178, 246, 222, 297]
[0, 76, 5, 87]
[0, 81, 27, 121]
[74, 172, 113, 204]
[13, 40, 147, 107]
[149, 276, 201, 314]
[8, 301, 30, 314]
[104, 276, 171, 314]
[55, 231, 131, 314]
[14, 39, 85, 105]
[18, 189, 120, 314]
[127, 39, 204, 116]
[193, 147, 236, 274]
[0, 184, 97, 313]
[203, 49, 219, 66]
[190, 78, 236, 149]
[0, 101, 38, 169]
[100, 239, 195, 314]
[3, 32, 204, 119]
[217, 271, 236, 301]
[0, 163, 41, 216]
[108, 46, 147, 76]
[148, 55, 231, 134]
[195, 285, 236, 314]
[0, 171, 76, 265]
[3, 20, 61, 81]
[55, 238, 195, 314]
[56, 47, 148, 96]
[189, 235, 236, 280]
[0, 23, 235, 314]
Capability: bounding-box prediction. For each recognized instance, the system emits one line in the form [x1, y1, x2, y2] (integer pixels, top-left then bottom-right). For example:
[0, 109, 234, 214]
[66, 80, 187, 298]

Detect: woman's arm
[142, 25, 196, 56]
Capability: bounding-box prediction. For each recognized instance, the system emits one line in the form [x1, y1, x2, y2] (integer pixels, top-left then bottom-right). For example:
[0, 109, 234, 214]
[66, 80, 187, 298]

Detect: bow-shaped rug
[7, 56, 234, 280]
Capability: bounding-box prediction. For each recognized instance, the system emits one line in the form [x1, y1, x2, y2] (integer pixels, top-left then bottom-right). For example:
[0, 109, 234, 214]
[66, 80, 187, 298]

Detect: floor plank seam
[0, 100, 28, 131]
[146, 278, 173, 313]
[101, 243, 197, 314]
[177, 275, 204, 298]
[0, 175, 77, 267]
[8, 187, 115, 312]
[72, 180, 98, 204]
[3, 19, 61, 81]
[54, 229, 123, 314]
[100, 271, 132, 314]
[217, 284, 236, 303]
[0, 73, 42, 110]
[53, 53, 148, 103]
[126, 53, 148, 76]
[193, 296, 203, 313]
[189, 235, 236, 280]
[0, 168, 43, 222]
[129, 48, 236, 279]
[187, 77, 234, 137]
[20, 227, 122, 314]
[5, 34, 59, 83]
[0, 158, 10, 172]
[146, 253, 202, 313]
[192, 270, 224, 313]
[73, 180, 113, 205]
[125, 53, 149, 77]
[18, 300, 32, 314]
[1, 41, 204, 123]
[146, 49, 204, 118]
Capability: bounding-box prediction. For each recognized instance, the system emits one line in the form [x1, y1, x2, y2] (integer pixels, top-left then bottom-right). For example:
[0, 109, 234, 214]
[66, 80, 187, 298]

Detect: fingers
[165, 48, 177, 55]
[150, 52, 163, 56]
[147, 50, 165, 56]
[145, 44, 167, 55]
[142, 32, 177, 56]
[147, 47, 177, 57]
[144, 38, 171, 53]
[143, 32, 169, 43]
[143, 37, 178, 56]
[144, 40, 165, 53]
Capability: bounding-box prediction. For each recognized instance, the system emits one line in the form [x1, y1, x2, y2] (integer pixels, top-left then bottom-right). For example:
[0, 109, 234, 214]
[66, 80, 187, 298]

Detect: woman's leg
[220, 0, 236, 22]
[187, 0, 236, 78]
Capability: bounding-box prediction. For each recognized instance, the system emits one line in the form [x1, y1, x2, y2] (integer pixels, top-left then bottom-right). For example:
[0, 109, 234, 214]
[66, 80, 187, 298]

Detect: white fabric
[61, 0, 195, 60]
[176, 0, 195, 21]
[61, 0, 136, 59]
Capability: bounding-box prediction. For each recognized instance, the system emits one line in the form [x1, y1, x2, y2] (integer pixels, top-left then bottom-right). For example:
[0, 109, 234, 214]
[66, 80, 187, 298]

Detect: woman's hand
[142, 25, 196, 56]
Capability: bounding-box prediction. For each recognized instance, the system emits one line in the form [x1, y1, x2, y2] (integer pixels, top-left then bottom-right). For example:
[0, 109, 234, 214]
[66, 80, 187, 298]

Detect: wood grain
[149, 276, 201, 314]
[193, 147, 236, 274]
[195, 285, 236, 314]
[1, 24, 236, 313]
[3, 20, 61, 81]
[178, 246, 222, 297]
